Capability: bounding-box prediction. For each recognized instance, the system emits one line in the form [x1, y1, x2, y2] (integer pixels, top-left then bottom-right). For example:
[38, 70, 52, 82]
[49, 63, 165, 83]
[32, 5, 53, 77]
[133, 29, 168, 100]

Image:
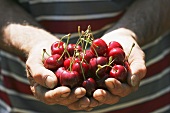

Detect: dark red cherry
[44, 54, 64, 71]
[72, 61, 89, 75]
[109, 64, 127, 83]
[67, 44, 82, 56]
[82, 78, 97, 97]
[108, 48, 125, 64]
[55, 67, 65, 85]
[108, 41, 123, 52]
[90, 39, 108, 56]
[80, 50, 95, 63]
[89, 56, 108, 76]
[51, 41, 64, 55]
[64, 57, 79, 69]
[60, 70, 82, 88]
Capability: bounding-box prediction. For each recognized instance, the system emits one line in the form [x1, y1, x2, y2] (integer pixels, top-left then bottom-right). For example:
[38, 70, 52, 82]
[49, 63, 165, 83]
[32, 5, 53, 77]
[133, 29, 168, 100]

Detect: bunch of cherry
[43, 26, 134, 97]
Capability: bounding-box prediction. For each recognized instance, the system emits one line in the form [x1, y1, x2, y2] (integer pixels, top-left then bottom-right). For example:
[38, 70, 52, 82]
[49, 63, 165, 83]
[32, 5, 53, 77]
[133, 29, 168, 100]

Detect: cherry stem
[58, 34, 71, 61]
[78, 26, 93, 62]
[96, 64, 112, 79]
[96, 65, 101, 79]
[108, 56, 116, 66]
[80, 61, 86, 80]
[95, 56, 115, 78]
[42, 49, 51, 61]
[42, 49, 47, 61]
[126, 43, 135, 61]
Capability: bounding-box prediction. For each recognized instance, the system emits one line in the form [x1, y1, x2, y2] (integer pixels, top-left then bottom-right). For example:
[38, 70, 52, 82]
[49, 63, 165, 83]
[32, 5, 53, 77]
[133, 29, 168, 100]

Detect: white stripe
[146, 47, 170, 67]
[0, 99, 11, 113]
[0, 51, 28, 84]
[141, 31, 170, 50]
[0, 51, 25, 67]
[151, 104, 170, 113]
[35, 11, 122, 21]
[12, 108, 38, 113]
[140, 66, 170, 86]
[79, 86, 170, 113]
[0, 100, 38, 113]
[1, 69, 29, 84]
[30, 0, 111, 4]
[0, 83, 39, 113]
[0, 85, 36, 100]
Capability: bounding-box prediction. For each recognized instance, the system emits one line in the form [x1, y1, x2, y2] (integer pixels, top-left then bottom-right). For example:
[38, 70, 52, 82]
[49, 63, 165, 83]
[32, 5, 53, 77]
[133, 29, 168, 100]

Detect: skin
[0, 0, 170, 111]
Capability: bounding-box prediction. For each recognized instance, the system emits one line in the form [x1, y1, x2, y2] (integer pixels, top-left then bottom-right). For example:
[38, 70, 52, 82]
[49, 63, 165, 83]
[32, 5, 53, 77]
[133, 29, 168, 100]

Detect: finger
[26, 57, 58, 89]
[93, 89, 120, 104]
[105, 78, 135, 97]
[31, 85, 71, 105]
[71, 97, 100, 111]
[57, 87, 86, 106]
[67, 97, 90, 110]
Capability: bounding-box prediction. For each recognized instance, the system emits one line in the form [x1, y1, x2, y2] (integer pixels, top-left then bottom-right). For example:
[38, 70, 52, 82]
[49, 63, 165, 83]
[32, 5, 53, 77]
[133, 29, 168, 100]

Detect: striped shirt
[0, 0, 170, 113]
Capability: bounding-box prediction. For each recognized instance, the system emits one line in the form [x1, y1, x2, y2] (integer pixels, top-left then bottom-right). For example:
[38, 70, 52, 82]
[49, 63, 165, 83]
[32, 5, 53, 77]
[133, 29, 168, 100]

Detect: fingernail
[131, 75, 138, 86]
[45, 76, 55, 88]
[105, 79, 115, 89]
[75, 88, 86, 98]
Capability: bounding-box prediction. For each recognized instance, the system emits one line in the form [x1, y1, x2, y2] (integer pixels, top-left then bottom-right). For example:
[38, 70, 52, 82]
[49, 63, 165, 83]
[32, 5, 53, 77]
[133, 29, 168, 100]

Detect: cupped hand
[25, 35, 91, 110]
[92, 28, 147, 104]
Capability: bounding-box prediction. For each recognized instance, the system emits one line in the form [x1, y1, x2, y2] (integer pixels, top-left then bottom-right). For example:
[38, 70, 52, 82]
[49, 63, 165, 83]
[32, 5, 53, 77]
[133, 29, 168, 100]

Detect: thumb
[127, 60, 147, 87]
[26, 55, 58, 89]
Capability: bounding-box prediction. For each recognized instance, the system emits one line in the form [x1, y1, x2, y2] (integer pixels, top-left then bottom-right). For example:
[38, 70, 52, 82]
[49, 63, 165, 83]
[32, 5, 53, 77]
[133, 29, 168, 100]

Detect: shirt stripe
[38, 13, 123, 34]
[36, 11, 123, 21]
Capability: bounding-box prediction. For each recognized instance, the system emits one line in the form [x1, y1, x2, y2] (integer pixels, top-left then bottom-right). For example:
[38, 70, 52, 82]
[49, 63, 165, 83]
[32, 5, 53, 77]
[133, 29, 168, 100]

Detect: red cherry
[72, 61, 89, 75]
[44, 54, 64, 71]
[51, 41, 64, 55]
[124, 61, 131, 73]
[108, 41, 123, 52]
[64, 57, 79, 69]
[89, 56, 108, 76]
[82, 78, 97, 97]
[67, 44, 82, 56]
[109, 64, 127, 83]
[108, 48, 125, 64]
[55, 67, 65, 85]
[90, 39, 108, 56]
[80, 50, 95, 63]
[55, 67, 65, 78]
[60, 70, 83, 88]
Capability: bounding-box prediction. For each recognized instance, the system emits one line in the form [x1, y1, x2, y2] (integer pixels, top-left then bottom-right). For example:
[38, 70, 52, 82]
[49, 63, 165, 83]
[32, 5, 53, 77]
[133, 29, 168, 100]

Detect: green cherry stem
[42, 49, 51, 61]
[58, 34, 71, 61]
[126, 43, 135, 61]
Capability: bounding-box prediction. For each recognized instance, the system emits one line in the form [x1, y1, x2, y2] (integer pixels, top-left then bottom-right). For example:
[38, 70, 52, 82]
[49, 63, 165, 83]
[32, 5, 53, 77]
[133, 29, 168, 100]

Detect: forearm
[111, 0, 170, 46]
[3, 24, 57, 56]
